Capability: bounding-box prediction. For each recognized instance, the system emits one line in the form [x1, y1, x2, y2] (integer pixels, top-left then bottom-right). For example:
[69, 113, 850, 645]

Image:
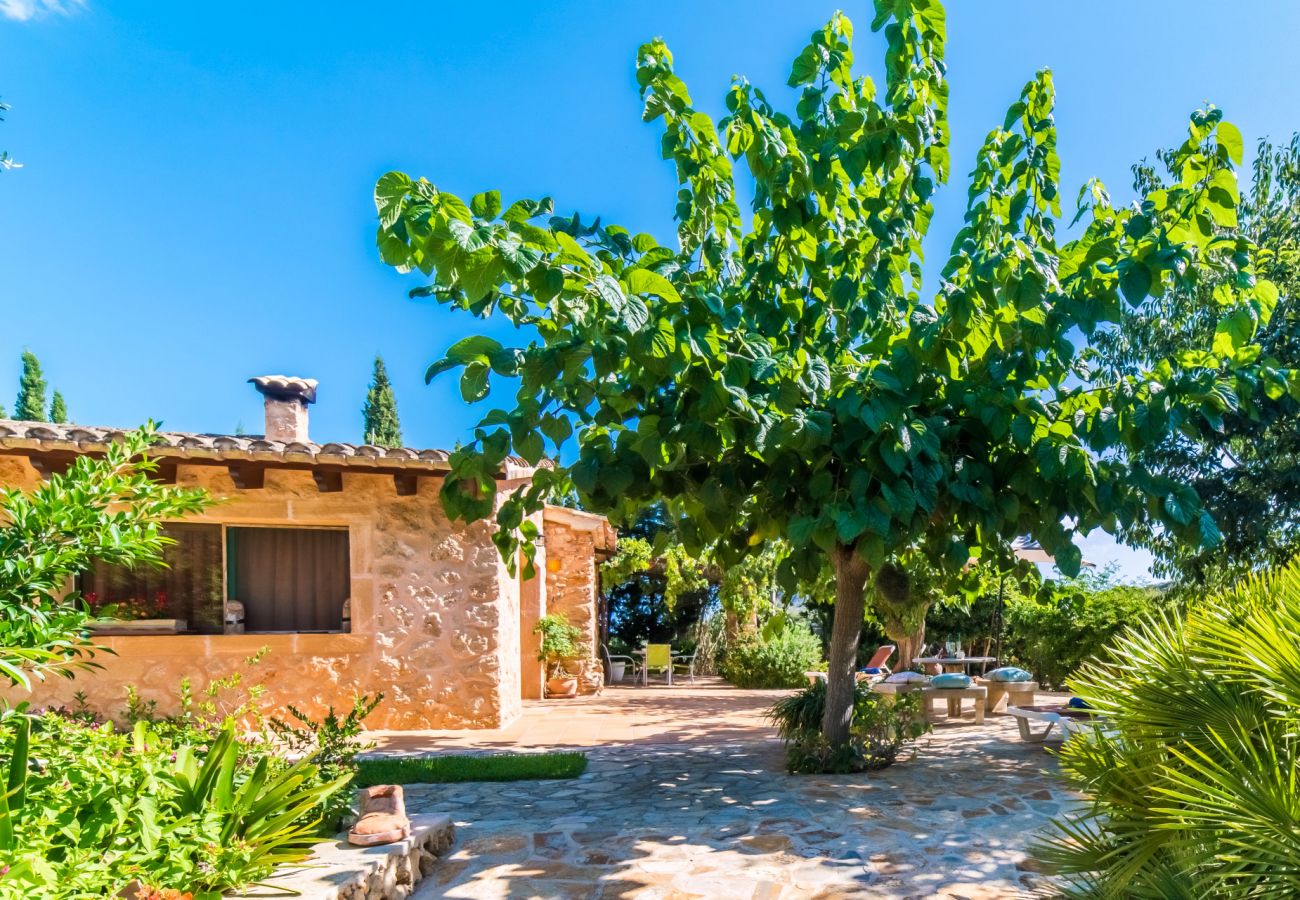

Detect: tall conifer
[14, 351, 47, 422]
[362, 355, 402, 447]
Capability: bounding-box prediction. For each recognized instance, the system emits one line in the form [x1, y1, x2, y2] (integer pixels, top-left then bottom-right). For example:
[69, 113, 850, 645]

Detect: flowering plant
[85, 590, 170, 621]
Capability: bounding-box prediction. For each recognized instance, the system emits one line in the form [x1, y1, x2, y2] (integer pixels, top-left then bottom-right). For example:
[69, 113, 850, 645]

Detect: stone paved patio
[375, 682, 1075, 899]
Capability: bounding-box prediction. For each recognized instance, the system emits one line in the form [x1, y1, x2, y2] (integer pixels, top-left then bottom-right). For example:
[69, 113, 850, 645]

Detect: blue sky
[3, 1, 1299, 580]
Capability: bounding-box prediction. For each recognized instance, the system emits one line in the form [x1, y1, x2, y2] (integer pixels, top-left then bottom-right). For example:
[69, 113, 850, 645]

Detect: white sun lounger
[1006, 704, 1101, 742]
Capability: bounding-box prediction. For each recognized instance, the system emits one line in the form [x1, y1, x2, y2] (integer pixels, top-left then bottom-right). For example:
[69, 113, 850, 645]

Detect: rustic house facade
[0, 376, 614, 730]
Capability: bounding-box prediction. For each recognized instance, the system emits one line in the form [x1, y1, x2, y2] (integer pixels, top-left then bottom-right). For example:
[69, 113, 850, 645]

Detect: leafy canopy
[1092, 134, 1300, 590]
[374, 0, 1277, 594]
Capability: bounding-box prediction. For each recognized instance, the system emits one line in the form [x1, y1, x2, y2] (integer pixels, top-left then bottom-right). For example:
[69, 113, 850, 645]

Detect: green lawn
[356, 751, 588, 786]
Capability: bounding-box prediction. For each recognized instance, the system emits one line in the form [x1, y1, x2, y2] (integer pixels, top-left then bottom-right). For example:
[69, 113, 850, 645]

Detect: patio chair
[672, 649, 696, 684]
[858, 644, 895, 682]
[643, 643, 674, 685]
[602, 643, 638, 686]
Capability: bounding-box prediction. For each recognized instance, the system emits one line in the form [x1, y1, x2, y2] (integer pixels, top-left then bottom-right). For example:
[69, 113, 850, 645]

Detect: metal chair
[602, 643, 638, 685]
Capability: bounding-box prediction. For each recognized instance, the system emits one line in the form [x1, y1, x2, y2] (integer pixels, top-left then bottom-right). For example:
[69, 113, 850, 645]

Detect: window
[227, 527, 350, 633]
[81, 523, 225, 634]
[82, 523, 352, 635]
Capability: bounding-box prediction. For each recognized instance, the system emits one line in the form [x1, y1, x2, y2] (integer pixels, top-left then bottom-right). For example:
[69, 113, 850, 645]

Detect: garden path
[378, 681, 1074, 899]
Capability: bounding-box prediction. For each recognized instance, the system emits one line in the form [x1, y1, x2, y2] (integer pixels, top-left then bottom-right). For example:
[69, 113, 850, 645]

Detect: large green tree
[362, 355, 403, 448]
[1092, 134, 1300, 590]
[14, 351, 47, 422]
[375, 1, 1280, 747]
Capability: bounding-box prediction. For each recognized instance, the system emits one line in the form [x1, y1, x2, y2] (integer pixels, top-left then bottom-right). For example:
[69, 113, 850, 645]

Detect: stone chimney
[248, 375, 318, 443]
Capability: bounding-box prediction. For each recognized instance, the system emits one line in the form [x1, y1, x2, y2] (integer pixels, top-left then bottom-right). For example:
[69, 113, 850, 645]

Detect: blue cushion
[931, 673, 972, 689]
[985, 666, 1033, 683]
[1068, 697, 1091, 710]
[859, 667, 885, 675]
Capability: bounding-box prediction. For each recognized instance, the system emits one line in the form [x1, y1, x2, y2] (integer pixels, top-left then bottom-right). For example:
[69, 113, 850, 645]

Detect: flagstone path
[388, 683, 1075, 899]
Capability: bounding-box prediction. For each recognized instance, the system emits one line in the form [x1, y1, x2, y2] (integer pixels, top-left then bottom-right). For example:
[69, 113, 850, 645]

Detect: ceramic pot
[546, 676, 579, 697]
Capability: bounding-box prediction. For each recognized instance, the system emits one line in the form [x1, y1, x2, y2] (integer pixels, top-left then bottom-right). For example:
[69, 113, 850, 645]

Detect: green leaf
[624, 268, 682, 304]
[470, 190, 502, 219]
[1216, 120, 1244, 165]
[460, 362, 490, 402]
[1120, 261, 1153, 306]
[649, 319, 677, 358]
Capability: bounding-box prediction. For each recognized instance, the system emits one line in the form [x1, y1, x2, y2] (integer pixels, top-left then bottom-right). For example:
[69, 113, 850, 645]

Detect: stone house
[0, 376, 615, 730]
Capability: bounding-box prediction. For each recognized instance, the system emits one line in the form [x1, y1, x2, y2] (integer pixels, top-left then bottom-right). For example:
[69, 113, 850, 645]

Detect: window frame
[82, 521, 354, 636]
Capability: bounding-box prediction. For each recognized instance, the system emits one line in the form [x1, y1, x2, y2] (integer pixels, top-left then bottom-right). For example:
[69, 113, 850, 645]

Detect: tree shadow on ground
[404, 717, 1070, 899]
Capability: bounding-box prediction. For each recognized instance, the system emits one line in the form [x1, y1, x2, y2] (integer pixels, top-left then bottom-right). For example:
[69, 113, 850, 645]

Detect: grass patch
[356, 751, 588, 786]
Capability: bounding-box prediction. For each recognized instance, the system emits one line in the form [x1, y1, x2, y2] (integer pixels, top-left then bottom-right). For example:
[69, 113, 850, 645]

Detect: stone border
[232, 813, 453, 900]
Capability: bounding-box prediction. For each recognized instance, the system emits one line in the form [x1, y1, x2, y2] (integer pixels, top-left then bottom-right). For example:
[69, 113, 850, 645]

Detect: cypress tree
[49, 390, 67, 424]
[14, 351, 47, 421]
[362, 355, 403, 448]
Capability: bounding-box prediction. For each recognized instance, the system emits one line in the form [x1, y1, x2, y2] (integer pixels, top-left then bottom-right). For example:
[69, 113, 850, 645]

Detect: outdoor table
[912, 655, 997, 674]
[978, 679, 1038, 713]
[920, 684, 987, 725]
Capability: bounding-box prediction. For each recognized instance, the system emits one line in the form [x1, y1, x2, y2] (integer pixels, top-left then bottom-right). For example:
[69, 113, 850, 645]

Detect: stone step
[232, 813, 454, 900]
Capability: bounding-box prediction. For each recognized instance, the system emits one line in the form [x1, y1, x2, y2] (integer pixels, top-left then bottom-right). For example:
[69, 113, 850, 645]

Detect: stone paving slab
[401, 716, 1073, 899]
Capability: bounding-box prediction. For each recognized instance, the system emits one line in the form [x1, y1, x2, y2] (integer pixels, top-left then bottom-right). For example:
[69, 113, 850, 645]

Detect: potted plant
[534, 613, 583, 698]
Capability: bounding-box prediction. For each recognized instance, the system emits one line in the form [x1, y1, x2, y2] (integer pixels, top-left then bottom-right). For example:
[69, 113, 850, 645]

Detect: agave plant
[1038, 561, 1300, 897]
[167, 723, 352, 890]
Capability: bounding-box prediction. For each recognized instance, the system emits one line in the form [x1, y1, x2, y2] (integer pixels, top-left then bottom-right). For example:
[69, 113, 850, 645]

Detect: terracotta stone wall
[1, 457, 528, 730]
[542, 506, 605, 694]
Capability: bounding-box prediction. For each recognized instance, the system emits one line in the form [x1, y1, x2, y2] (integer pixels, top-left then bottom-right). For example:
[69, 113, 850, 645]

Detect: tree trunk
[895, 621, 926, 674]
[821, 547, 871, 747]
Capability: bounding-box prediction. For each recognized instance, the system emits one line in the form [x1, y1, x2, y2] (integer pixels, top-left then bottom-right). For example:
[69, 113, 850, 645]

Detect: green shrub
[768, 679, 929, 773]
[0, 712, 349, 899]
[1037, 561, 1300, 895]
[1003, 573, 1166, 689]
[720, 620, 823, 689]
[268, 693, 384, 831]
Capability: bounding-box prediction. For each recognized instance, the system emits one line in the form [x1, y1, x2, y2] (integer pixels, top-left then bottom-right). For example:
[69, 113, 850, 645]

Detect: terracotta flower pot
[546, 676, 579, 697]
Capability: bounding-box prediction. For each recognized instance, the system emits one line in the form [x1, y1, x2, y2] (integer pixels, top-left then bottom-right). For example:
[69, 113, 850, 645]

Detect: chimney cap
[249, 375, 318, 405]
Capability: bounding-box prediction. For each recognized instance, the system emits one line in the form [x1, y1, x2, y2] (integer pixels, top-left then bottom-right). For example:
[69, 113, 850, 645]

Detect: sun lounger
[1006, 704, 1099, 742]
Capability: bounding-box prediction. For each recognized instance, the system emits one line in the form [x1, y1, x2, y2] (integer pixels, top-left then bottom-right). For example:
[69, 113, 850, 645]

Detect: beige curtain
[230, 527, 350, 633]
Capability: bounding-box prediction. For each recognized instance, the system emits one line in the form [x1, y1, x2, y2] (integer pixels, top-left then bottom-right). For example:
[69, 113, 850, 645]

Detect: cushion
[930, 673, 973, 689]
[984, 666, 1033, 683]
[859, 667, 886, 675]
[1067, 697, 1092, 710]
[884, 671, 927, 684]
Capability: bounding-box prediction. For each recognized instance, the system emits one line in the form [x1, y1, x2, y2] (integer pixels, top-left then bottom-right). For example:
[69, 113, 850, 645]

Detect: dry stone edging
[232, 813, 453, 900]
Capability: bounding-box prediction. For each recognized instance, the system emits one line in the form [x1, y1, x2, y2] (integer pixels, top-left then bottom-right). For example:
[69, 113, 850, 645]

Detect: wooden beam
[393, 473, 420, 496]
[313, 470, 343, 493]
[27, 454, 76, 480]
[227, 463, 266, 490]
[150, 461, 178, 485]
